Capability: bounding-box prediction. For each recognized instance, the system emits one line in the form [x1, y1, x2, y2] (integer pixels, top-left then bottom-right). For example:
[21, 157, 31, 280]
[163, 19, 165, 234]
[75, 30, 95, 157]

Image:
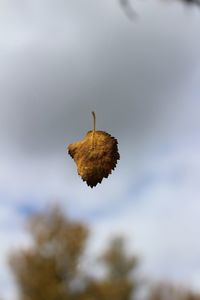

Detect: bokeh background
[1, 0, 200, 299]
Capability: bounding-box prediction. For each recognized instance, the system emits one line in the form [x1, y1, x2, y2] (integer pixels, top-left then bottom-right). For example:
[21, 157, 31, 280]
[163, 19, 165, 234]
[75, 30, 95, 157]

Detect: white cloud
[86, 144, 200, 290]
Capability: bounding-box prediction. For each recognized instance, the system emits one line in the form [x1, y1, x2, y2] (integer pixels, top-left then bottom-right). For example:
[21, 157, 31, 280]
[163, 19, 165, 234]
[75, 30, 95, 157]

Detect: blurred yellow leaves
[68, 112, 120, 187]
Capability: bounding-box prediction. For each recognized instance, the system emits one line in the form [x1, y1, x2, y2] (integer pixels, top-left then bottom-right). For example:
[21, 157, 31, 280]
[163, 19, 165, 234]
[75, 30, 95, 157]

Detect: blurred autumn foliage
[6, 207, 200, 300]
[9, 207, 138, 300]
[148, 282, 200, 300]
[8, 206, 200, 300]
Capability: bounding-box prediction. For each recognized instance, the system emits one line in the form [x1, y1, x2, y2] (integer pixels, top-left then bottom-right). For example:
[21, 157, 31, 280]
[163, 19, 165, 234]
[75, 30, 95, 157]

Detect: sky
[1, 0, 200, 299]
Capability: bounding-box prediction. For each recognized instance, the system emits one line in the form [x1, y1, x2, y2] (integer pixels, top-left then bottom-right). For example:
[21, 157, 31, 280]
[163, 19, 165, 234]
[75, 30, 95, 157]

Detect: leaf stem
[92, 111, 96, 149]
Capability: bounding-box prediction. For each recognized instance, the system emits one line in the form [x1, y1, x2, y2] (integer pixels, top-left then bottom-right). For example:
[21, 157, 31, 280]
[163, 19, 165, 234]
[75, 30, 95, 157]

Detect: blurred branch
[179, 0, 200, 6]
[118, 0, 200, 21]
[119, 0, 138, 20]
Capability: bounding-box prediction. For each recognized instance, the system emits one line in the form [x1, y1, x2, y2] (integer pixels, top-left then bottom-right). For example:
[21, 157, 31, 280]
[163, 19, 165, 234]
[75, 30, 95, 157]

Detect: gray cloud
[1, 0, 200, 158]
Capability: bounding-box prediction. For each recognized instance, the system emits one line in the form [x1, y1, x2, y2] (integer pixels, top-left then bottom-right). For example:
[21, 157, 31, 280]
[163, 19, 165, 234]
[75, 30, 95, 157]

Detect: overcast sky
[1, 0, 200, 299]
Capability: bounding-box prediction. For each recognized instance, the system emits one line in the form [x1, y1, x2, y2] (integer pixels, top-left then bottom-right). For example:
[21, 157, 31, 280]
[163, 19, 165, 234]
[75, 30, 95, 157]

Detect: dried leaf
[68, 113, 120, 188]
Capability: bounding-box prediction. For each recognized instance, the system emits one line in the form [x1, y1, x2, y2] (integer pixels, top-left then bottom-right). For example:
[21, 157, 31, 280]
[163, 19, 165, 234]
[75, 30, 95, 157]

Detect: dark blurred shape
[166, 0, 200, 6]
[149, 282, 200, 300]
[119, 0, 137, 20]
[118, 0, 200, 20]
[175, 0, 200, 6]
[9, 206, 139, 300]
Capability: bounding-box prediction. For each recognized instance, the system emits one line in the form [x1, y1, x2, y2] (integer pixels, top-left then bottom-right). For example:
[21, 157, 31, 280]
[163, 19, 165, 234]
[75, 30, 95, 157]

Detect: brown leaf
[68, 113, 120, 188]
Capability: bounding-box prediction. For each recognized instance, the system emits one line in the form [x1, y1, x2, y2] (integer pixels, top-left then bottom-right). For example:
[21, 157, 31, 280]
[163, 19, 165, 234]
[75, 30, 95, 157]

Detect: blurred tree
[81, 236, 139, 300]
[101, 236, 138, 282]
[9, 207, 89, 300]
[148, 282, 200, 300]
[9, 207, 139, 300]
